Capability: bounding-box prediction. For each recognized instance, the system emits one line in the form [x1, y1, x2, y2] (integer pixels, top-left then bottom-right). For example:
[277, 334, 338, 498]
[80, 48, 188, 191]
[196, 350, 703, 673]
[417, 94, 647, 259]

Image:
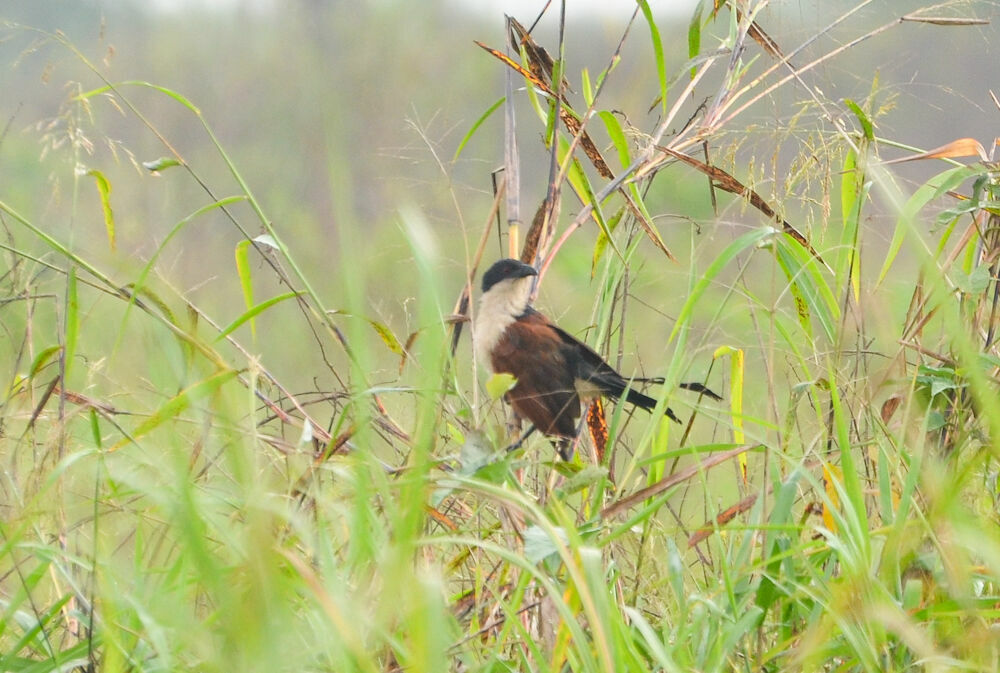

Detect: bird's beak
[515, 263, 538, 279]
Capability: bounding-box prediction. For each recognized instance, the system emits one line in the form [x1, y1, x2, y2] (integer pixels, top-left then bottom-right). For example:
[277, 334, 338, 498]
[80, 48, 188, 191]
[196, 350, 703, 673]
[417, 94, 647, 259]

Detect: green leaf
[453, 96, 504, 161]
[558, 135, 622, 262]
[638, 0, 668, 115]
[877, 164, 982, 286]
[688, 0, 704, 77]
[524, 525, 567, 564]
[671, 227, 777, 343]
[367, 319, 404, 355]
[581, 67, 593, 107]
[902, 578, 923, 611]
[826, 368, 869, 555]
[485, 373, 517, 400]
[215, 291, 302, 341]
[844, 98, 873, 140]
[774, 236, 838, 343]
[838, 146, 868, 304]
[926, 410, 947, 431]
[955, 264, 991, 294]
[29, 344, 63, 379]
[591, 207, 625, 274]
[111, 368, 239, 450]
[235, 239, 255, 339]
[142, 157, 182, 173]
[457, 431, 494, 477]
[64, 267, 79, 384]
[87, 169, 115, 251]
[556, 465, 608, 497]
[598, 110, 630, 170]
[76, 80, 202, 115]
[89, 408, 102, 448]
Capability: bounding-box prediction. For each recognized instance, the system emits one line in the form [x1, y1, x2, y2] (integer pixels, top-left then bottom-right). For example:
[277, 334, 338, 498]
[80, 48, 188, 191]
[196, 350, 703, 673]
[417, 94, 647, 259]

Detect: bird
[474, 258, 719, 460]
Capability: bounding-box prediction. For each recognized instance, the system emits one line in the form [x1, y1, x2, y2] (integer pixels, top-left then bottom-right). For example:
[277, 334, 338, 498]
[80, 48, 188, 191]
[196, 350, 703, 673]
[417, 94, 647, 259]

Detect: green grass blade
[598, 110, 630, 170]
[714, 345, 746, 475]
[670, 226, 777, 343]
[110, 368, 238, 450]
[64, 267, 79, 384]
[774, 235, 838, 343]
[29, 344, 63, 379]
[591, 206, 625, 274]
[87, 169, 115, 251]
[234, 239, 255, 339]
[0, 199, 117, 292]
[115, 196, 246, 354]
[876, 164, 982, 287]
[638, 0, 668, 116]
[215, 291, 302, 341]
[844, 99, 874, 140]
[688, 0, 704, 77]
[76, 80, 202, 115]
[453, 96, 504, 161]
[838, 147, 863, 302]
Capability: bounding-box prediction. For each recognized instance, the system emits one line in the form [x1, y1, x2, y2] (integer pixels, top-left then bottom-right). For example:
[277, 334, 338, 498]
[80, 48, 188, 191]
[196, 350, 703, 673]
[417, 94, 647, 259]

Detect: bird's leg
[556, 436, 576, 462]
[557, 415, 592, 461]
[504, 425, 538, 453]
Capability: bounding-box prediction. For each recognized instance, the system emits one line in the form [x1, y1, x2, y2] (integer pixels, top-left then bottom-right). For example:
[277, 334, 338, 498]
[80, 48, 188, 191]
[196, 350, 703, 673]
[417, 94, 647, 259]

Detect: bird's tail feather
[622, 387, 682, 423]
[679, 381, 723, 401]
[596, 376, 717, 424]
[616, 378, 722, 402]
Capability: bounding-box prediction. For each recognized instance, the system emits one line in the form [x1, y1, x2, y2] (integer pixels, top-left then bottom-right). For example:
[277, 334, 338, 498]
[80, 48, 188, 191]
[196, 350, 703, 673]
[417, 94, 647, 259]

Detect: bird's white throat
[474, 277, 532, 370]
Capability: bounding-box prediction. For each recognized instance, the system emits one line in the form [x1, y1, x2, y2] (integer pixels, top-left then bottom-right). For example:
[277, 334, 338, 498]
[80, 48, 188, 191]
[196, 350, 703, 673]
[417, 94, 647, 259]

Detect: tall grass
[2, 2, 1000, 672]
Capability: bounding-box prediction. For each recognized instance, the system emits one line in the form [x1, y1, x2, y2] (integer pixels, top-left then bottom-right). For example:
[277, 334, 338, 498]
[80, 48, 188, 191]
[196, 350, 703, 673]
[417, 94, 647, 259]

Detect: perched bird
[474, 258, 718, 459]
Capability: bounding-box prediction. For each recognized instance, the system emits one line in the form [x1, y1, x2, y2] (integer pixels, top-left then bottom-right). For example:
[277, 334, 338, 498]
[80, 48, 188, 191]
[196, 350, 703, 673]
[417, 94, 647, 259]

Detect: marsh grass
[2, 2, 1000, 671]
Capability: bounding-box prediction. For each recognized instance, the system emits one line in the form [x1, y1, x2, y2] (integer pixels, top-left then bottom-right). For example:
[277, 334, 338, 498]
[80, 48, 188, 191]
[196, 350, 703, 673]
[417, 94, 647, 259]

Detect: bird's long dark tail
[678, 381, 723, 401]
[622, 387, 683, 423]
[613, 378, 722, 423]
[631, 377, 723, 401]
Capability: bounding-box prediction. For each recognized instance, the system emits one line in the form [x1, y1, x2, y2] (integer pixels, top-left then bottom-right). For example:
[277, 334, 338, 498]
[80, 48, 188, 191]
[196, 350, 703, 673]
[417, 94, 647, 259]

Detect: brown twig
[600, 444, 758, 519]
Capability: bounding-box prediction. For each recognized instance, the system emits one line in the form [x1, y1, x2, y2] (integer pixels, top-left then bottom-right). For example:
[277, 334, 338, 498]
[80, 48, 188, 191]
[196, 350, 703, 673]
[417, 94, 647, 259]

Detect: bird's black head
[481, 258, 538, 293]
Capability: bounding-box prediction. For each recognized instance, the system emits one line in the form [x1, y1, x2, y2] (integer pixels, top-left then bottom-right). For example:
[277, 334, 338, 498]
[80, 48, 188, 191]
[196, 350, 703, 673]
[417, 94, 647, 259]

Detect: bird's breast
[474, 296, 519, 372]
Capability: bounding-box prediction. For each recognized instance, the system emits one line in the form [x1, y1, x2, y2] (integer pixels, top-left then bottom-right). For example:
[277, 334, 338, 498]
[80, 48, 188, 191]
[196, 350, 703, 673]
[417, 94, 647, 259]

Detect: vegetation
[2, 1, 999, 671]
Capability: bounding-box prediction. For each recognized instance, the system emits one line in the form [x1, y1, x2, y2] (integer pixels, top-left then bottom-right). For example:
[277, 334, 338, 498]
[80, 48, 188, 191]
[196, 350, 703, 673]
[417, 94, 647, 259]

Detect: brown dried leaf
[688, 492, 759, 547]
[900, 14, 990, 25]
[54, 384, 120, 415]
[475, 40, 554, 96]
[521, 197, 551, 265]
[601, 444, 756, 519]
[401, 330, 420, 375]
[883, 137, 988, 165]
[425, 505, 460, 531]
[747, 18, 784, 60]
[508, 17, 570, 93]
[624, 192, 676, 261]
[881, 394, 903, 424]
[476, 39, 612, 181]
[710, 1, 785, 60]
[562, 112, 613, 179]
[657, 146, 822, 261]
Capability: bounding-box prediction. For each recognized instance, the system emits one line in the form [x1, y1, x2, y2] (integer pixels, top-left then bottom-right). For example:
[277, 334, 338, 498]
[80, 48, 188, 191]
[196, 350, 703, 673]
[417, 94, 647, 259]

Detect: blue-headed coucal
[474, 258, 718, 459]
